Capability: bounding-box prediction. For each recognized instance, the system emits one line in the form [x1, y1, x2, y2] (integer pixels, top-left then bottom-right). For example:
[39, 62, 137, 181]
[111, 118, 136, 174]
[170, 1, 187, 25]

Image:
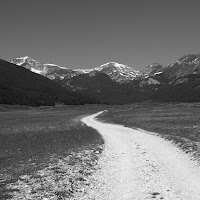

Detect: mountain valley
[4, 54, 200, 105]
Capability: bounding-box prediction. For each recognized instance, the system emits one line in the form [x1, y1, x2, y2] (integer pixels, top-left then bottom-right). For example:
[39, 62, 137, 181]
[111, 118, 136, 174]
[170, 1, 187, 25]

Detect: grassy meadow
[1, 102, 200, 199]
[0, 105, 105, 199]
[100, 102, 200, 162]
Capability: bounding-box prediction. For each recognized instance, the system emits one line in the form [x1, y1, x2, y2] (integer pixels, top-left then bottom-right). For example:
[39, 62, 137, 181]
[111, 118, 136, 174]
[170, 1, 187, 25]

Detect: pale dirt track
[81, 111, 200, 200]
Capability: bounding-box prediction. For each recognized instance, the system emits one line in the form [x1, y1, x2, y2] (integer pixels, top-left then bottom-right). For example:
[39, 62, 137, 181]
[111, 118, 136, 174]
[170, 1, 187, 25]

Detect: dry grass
[0, 105, 104, 199]
[100, 102, 200, 162]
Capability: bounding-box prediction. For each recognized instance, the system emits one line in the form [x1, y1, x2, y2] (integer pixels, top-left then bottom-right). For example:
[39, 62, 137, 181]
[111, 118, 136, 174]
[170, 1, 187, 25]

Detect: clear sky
[1, 0, 200, 70]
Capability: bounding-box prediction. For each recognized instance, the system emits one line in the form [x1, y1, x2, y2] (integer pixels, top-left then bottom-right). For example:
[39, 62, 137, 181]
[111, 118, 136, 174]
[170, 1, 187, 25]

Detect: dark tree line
[0, 59, 97, 107]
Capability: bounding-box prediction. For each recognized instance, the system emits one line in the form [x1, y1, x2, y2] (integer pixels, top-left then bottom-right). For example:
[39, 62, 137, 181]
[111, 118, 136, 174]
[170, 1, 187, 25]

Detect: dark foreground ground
[100, 101, 200, 163]
[0, 104, 107, 199]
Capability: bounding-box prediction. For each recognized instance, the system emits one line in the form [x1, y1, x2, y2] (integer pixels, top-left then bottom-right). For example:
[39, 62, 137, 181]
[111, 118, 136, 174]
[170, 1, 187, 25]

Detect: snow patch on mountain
[9, 56, 74, 80]
[43, 64, 68, 70]
[74, 69, 93, 74]
[30, 68, 43, 74]
[96, 62, 130, 71]
[154, 72, 163, 75]
[93, 62, 140, 82]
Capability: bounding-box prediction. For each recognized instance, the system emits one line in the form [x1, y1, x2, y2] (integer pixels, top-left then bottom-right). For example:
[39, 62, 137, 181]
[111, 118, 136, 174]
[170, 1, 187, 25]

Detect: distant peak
[100, 62, 128, 68]
[96, 62, 133, 72]
[101, 62, 119, 65]
[44, 63, 68, 69]
[175, 54, 200, 64]
[151, 62, 162, 66]
[23, 56, 30, 59]
[11, 56, 38, 63]
[148, 63, 163, 68]
[16, 56, 31, 60]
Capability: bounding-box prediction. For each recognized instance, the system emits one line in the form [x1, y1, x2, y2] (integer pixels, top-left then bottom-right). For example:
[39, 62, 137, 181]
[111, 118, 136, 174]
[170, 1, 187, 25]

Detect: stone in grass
[152, 192, 160, 195]
[151, 192, 160, 198]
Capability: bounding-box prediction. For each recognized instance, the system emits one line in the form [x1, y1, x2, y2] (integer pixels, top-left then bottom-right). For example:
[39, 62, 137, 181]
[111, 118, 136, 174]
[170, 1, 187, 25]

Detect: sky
[1, 0, 200, 70]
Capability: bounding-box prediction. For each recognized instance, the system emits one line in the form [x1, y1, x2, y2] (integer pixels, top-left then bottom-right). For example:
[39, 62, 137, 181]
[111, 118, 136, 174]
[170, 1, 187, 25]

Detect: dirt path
[81, 111, 200, 200]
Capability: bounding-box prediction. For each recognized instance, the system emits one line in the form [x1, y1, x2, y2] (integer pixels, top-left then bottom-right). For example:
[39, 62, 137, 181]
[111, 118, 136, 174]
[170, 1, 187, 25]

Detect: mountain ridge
[0, 59, 99, 106]
[11, 54, 200, 83]
[6, 53, 200, 105]
[9, 57, 140, 83]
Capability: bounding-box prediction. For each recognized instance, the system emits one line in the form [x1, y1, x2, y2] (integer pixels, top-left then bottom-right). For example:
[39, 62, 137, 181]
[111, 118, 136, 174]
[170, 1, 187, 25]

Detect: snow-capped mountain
[9, 56, 80, 80]
[10, 56, 44, 73]
[167, 54, 200, 79]
[93, 62, 140, 82]
[9, 57, 139, 83]
[9, 54, 200, 85]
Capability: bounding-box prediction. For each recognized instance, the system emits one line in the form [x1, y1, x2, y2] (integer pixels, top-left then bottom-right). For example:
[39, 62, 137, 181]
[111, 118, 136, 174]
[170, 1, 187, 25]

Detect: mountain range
[9, 57, 141, 82]
[3, 54, 200, 105]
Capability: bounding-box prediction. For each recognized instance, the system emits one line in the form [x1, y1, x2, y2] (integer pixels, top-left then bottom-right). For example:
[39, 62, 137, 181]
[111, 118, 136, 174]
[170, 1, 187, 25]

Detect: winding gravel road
[81, 111, 200, 200]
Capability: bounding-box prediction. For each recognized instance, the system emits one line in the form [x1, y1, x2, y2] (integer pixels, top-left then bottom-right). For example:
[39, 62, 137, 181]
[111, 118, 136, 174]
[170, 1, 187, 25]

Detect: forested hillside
[0, 59, 97, 106]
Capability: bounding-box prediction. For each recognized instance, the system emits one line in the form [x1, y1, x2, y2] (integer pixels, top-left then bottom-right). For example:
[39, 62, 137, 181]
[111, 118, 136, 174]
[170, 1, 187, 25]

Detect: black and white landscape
[6, 53, 200, 105]
[1, 1, 200, 199]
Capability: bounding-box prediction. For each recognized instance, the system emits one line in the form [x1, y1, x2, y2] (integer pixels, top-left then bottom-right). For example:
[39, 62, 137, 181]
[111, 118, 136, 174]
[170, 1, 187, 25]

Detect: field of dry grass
[2, 102, 200, 199]
[0, 105, 104, 199]
[100, 102, 200, 162]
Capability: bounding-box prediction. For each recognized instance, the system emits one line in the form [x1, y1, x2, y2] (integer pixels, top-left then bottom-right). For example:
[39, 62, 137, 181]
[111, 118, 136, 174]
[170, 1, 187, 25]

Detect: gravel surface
[82, 111, 200, 200]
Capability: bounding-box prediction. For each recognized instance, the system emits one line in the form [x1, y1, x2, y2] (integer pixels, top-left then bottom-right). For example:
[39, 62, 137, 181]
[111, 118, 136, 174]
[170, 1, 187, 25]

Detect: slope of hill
[0, 59, 97, 106]
[59, 72, 146, 104]
[139, 54, 200, 102]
